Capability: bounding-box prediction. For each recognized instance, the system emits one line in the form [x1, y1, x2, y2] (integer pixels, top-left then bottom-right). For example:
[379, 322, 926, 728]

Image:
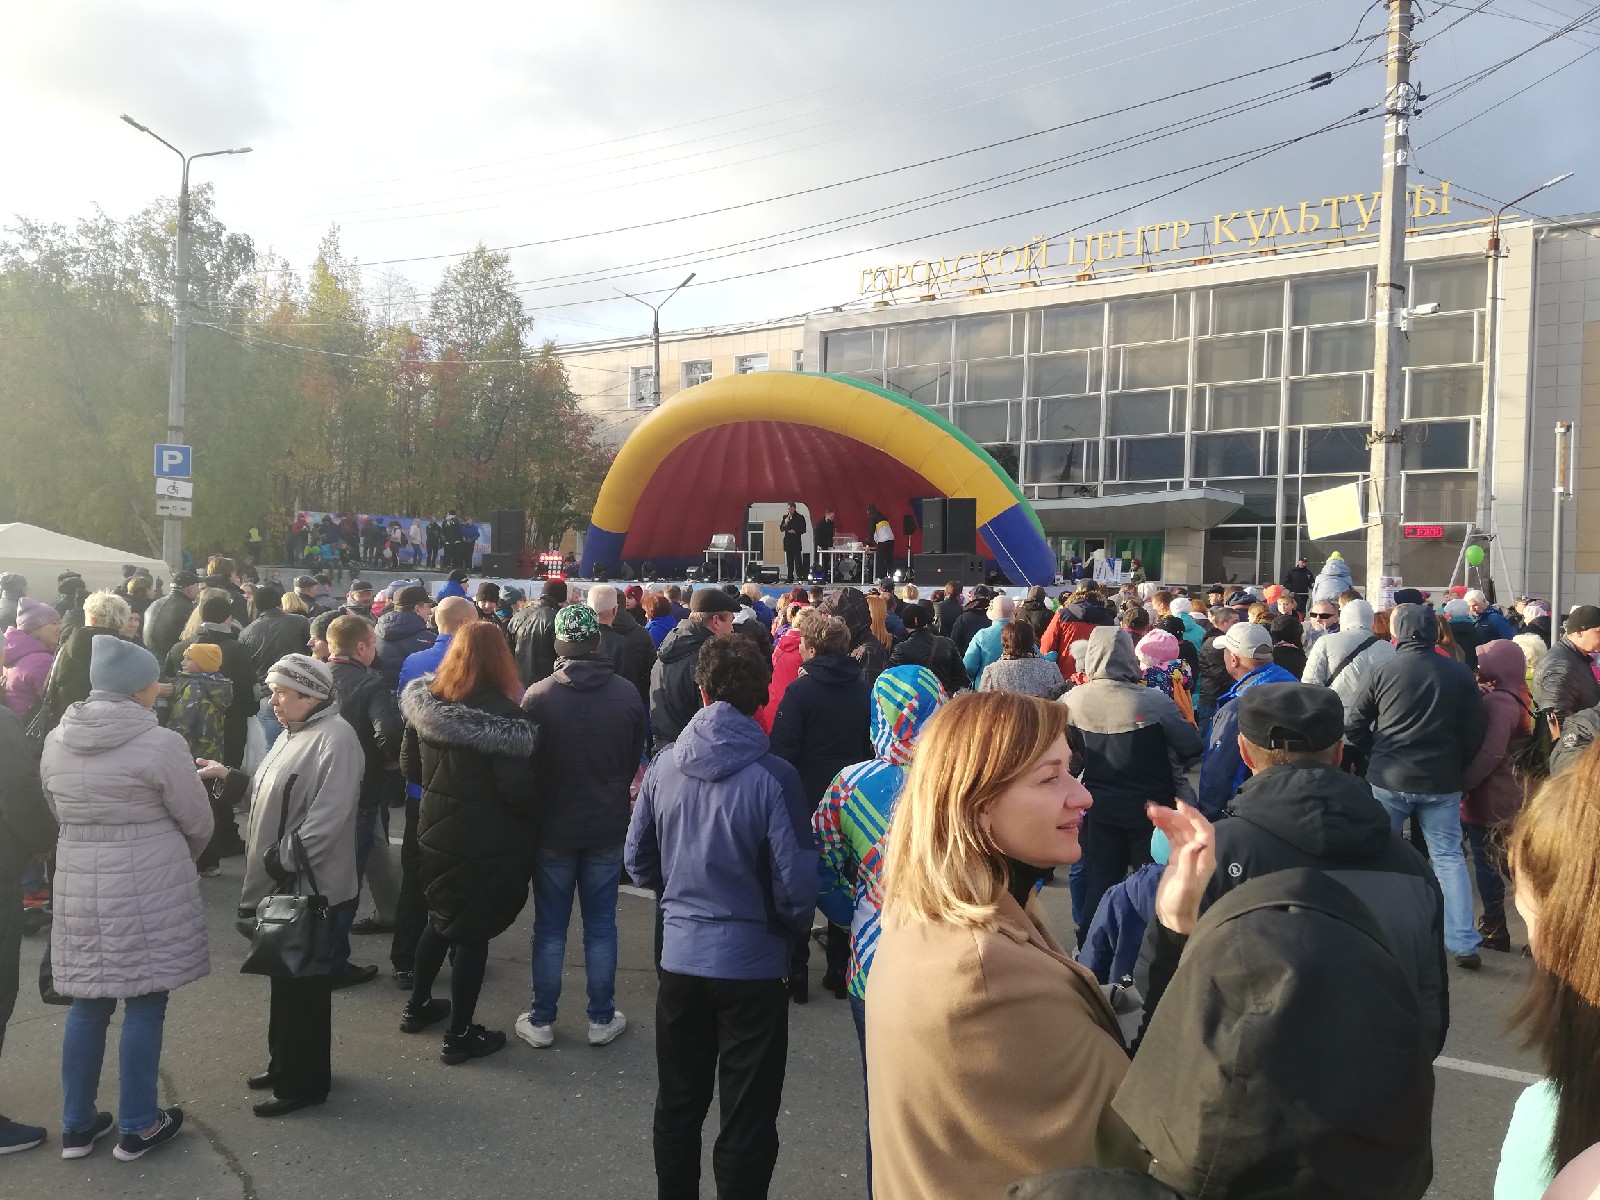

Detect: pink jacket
[2, 627, 53, 718]
[756, 627, 805, 734]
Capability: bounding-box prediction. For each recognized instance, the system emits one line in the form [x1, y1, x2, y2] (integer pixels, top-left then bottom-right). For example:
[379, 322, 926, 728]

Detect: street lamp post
[619, 273, 696, 408]
[120, 114, 252, 571]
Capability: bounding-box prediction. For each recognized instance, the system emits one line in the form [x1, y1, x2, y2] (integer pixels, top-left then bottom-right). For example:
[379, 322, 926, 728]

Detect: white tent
[0, 523, 170, 595]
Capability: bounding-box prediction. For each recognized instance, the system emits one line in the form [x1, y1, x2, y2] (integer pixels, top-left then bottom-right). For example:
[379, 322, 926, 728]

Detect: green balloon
[1465, 545, 1486, 567]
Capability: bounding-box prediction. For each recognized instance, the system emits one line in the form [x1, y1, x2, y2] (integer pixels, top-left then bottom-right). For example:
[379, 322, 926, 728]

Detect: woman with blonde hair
[280, 592, 310, 617]
[1497, 742, 1600, 1195]
[867, 691, 1140, 1197]
[864, 592, 894, 652]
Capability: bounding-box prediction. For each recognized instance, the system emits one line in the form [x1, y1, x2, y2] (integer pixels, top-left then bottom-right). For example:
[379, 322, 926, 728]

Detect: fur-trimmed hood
[401, 678, 535, 756]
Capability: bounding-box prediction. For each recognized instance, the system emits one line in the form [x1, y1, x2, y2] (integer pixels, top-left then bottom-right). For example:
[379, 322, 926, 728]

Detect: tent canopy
[0, 523, 169, 595]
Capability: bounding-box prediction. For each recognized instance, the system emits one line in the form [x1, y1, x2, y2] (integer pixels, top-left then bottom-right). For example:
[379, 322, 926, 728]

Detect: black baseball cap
[1238, 683, 1344, 753]
[349, 580, 374, 594]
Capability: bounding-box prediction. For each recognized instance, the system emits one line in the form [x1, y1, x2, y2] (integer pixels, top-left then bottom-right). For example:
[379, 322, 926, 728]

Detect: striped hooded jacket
[812, 665, 946, 1000]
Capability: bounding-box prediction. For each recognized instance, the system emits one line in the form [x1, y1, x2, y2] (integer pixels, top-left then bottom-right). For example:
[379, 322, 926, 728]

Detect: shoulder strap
[1328, 634, 1381, 687]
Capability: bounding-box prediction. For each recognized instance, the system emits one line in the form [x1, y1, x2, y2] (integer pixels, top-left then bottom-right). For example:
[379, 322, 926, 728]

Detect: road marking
[1435, 1056, 1541, 1085]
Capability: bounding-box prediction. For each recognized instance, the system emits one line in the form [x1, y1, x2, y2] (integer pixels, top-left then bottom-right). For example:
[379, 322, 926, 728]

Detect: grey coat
[978, 656, 1068, 699]
[40, 693, 213, 998]
[1301, 613, 1397, 718]
[240, 701, 364, 909]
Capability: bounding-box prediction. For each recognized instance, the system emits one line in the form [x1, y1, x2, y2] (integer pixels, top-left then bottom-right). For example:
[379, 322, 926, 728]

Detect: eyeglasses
[1309, 611, 1337, 621]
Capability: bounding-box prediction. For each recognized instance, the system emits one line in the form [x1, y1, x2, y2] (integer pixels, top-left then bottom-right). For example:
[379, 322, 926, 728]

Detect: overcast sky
[3, 0, 1597, 345]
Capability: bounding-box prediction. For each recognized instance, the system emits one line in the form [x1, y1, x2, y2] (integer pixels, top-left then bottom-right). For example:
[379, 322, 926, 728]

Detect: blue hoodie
[1197, 658, 1298, 818]
[625, 701, 819, 980]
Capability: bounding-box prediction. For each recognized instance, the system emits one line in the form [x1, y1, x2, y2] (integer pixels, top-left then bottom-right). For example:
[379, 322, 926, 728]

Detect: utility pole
[619, 272, 696, 407]
[1553, 420, 1572, 622]
[1365, 0, 1415, 605]
[120, 115, 251, 570]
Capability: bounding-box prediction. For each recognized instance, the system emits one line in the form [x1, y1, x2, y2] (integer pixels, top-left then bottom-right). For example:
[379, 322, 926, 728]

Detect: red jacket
[755, 627, 804, 734]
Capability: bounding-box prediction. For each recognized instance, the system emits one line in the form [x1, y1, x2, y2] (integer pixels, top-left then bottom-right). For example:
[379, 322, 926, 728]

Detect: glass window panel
[1176, 297, 1190, 340]
[1293, 274, 1367, 325]
[891, 322, 952, 366]
[1407, 313, 1477, 367]
[1116, 436, 1184, 481]
[1412, 260, 1486, 313]
[1201, 480, 1278, 524]
[1212, 283, 1282, 334]
[1087, 348, 1104, 393]
[1303, 324, 1375, 375]
[1402, 419, 1473, 470]
[1030, 351, 1090, 397]
[824, 330, 881, 373]
[1026, 441, 1099, 485]
[1034, 397, 1101, 441]
[1290, 375, 1365, 425]
[984, 443, 1020, 482]
[954, 315, 1011, 360]
[964, 357, 1024, 403]
[1266, 329, 1283, 378]
[1404, 471, 1477, 523]
[845, 370, 884, 387]
[1037, 306, 1103, 352]
[1303, 425, 1370, 474]
[1206, 382, 1279, 431]
[1122, 341, 1188, 389]
[1408, 367, 1482, 418]
[1107, 391, 1172, 436]
[1204, 527, 1262, 585]
[1392, 535, 1471, 587]
[1196, 333, 1266, 383]
[1110, 296, 1173, 344]
[1194, 432, 1262, 478]
[956, 401, 1012, 443]
[1268, 430, 1301, 474]
[1304, 535, 1367, 588]
[886, 364, 947, 406]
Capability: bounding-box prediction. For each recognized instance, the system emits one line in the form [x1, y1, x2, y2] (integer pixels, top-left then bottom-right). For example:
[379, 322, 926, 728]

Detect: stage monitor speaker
[914, 553, 986, 587]
[490, 510, 526, 555]
[945, 498, 977, 556]
[479, 552, 519, 576]
[902, 513, 917, 537]
[920, 497, 948, 554]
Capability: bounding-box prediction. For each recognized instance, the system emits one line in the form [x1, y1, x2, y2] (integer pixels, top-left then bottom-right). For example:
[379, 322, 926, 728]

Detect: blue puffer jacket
[1197, 659, 1299, 819]
[375, 609, 436, 689]
[625, 702, 819, 980]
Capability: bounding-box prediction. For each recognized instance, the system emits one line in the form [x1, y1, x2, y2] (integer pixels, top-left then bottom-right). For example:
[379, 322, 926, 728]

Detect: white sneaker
[515, 1012, 554, 1049]
[588, 1010, 627, 1047]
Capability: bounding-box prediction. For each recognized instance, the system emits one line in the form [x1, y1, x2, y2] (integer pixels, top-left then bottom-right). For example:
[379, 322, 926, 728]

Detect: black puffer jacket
[509, 597, 560, 687]
[768, 653, 873, 806]
[948, 600, 992, 655]
[374, 609, 435, 689]
[649, 620, 714, 750]
[400, 681, 538, 942]
[1534, 635, 1600, 720]
[238, 609, 312, 685]
[819, 587, 888, 687]
[889, 628, 969, 695]
[328, 658, 404, 809]
[932, 594, 964, 638]
[142, 590, 195, 663]
[47, 625, 121, 720]
[521, 656, 647, 851]
[597, 607, 656, 705]
[1018, 597, 1053, 643]
[1344, 603, 1487, 794]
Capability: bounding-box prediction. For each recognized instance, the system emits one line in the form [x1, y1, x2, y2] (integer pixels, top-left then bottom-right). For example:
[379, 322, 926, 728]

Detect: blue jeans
[1464, 823, 1507, 926]
[1372, 787, 1482, 956]
[849, 994, 873, 1199]
[355, 804, 388, 881]
[257, 695, 283, 752]
[1195, 700, 1216, 746]
[530, 844, 623, 1025]
[62, 992, 168, 1135]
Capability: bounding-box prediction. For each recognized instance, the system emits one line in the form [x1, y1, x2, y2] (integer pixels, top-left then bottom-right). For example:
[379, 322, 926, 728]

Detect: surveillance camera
[1410, 301, 1441, 316]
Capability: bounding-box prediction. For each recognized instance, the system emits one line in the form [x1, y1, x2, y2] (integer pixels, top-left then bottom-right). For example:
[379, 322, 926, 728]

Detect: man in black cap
[648, 585, 738, 752]
[293, 574, 330, 616]
[1141, 682, 1448, 1058]
[1282, 555, 1314, 614]
[343, 580, 376, 620]
[1535, 604, 1600, 720]
[144, 568, 202, 662]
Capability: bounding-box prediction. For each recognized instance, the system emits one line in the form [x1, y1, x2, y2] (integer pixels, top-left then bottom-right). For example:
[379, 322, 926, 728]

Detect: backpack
[1509, 693, 1557, 781]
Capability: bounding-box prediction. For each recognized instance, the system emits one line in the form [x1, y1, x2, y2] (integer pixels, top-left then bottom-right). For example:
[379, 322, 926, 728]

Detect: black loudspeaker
[921, 498, 948, 553]
[945, 498, 977, 556]
[902, 514, 917, 537]
[479, 552, 519, 575]
[491, 510, 526, 555]
[914, 553, 986, 587]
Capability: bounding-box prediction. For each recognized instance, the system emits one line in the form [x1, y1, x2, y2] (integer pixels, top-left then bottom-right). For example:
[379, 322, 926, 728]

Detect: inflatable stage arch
[579, 372, 1056, 586]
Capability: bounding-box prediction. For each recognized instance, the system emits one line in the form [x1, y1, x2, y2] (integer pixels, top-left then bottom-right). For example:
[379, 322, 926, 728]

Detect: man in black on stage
[812, 509, 835, 582]
[779, 501, 807, 583]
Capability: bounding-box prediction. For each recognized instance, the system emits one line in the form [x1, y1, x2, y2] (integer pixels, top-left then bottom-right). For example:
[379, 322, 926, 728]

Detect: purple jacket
[2, 627, 53, 718]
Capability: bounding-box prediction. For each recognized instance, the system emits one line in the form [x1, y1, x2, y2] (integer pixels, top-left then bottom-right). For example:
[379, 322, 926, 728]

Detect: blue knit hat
[90, 636, 160, 696]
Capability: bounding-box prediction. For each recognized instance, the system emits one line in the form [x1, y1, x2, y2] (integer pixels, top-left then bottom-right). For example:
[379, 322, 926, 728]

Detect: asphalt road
[0, 858, 1540, 1199]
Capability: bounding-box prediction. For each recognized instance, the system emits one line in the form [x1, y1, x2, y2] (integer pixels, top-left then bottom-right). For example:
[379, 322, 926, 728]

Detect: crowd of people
[4, 547, 1600, 1197]
[282, 511, 486, 574]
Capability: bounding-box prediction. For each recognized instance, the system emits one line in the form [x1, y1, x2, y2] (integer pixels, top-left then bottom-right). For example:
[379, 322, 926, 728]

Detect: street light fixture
[120, 114, 253, 571]
[619, 272, 696, 408]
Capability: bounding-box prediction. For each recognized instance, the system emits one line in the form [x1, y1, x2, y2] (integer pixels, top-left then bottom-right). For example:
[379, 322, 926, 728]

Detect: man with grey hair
[1301, 598, 1397, 719]
[590, 584, 654, 704]
[1465, 588, 1515, 643]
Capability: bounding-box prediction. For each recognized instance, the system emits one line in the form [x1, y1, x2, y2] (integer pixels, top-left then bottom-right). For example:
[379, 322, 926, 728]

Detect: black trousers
[0, 850, 24, 1058]
[411, 925, 489, 1036]
[783, 538, 803, 582]
[874, 543, 892, 581]
[789, 920, 849, 982]
[390, 799, 427, 972]
[267, 973, 334, 1100]
[653, 971, 789, 1200]
[1076, 813, 1154, 943]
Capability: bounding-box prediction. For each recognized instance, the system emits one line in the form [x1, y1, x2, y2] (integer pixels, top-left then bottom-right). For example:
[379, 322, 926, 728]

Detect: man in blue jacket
[1197, 621, 1297, 819]
[626, 636, 818, 1200]
[1465, 588, 1515, 644]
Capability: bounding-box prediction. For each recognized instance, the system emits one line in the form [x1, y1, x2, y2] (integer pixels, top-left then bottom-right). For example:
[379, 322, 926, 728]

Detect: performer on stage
[813, 509, 835, 581]
[868, 504, 894, 581]
[779, 501, 807, 583]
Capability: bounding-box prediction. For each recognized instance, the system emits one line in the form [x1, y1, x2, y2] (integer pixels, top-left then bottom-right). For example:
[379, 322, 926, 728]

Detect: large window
[1208, 282, 1282, 334]
[681, 359, 712, 389]
[1026, 441, 1099, 485]
[1402, 420, 1474, 470]
[1292, 273, 1367, 325]
[1197, 333, 1268, 384]
[1120, 341, 1187, 389]
[734, 353, 768, 374]
[1194, 431, 1263, 478]
[1110, 296, 1179, 344]
[963, 357, 1025, 403]
[887, 364, 947, 406]
[629, 365, 656, 408]
[1302, 425, 1370, 474]
[892, 321, 952, 366]
[1290, 375, 1365, 425]
[1033, 397, 1102, 441]
[824, 330, 882, 373]
[956, 401, 1014, 443]
[1107, 391, 1176, 436]
[1031, 350, 1097, 397]
[1203, 383, 1279, 431]
[1114, 436, 1184, 481]
[1035, 306, 1102, 352]
[1408, 367, 1481, 418]
[954, 315, 1011, 360]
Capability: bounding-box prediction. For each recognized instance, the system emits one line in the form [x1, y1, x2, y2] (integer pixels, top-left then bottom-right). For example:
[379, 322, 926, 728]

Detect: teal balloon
[1465, 545, 1486, 567]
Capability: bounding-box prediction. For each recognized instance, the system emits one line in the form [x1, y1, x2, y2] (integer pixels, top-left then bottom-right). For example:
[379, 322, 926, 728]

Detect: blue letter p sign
[154, 444, 192, 479]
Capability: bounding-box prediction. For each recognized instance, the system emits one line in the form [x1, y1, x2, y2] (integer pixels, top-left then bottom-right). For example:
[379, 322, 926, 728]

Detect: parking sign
[154, 444, 192, 479]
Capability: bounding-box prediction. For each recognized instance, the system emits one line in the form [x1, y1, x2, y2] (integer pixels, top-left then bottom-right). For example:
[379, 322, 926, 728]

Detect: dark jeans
[653, 971, 790, 1200]
[355, 804, 388, 881]
[412, 924, 489, 1036]
[1465, 822, 1508, 926]
[1077, 813, 1154, 944]
[848, 994, 872, 1199]
[390, 799, 427, 972]
[268, 973, 334, 1100]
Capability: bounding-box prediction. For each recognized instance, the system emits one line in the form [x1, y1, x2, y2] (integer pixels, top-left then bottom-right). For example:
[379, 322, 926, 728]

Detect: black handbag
[38, 944, 70, 1006]
[239, 775, 337, 978]
[22, 650, 65, 755]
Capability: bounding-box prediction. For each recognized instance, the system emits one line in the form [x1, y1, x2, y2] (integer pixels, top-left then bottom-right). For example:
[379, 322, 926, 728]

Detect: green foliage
[0, 193, 610, 558]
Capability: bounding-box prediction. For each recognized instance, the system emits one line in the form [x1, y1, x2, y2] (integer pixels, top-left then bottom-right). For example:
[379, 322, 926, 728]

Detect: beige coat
[866, 891, 1142, 1199]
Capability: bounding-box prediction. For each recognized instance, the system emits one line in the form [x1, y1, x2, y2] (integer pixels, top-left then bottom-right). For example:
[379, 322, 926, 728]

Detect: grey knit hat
[89, 636, 160, 696]
[266, 653, 333, 700]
